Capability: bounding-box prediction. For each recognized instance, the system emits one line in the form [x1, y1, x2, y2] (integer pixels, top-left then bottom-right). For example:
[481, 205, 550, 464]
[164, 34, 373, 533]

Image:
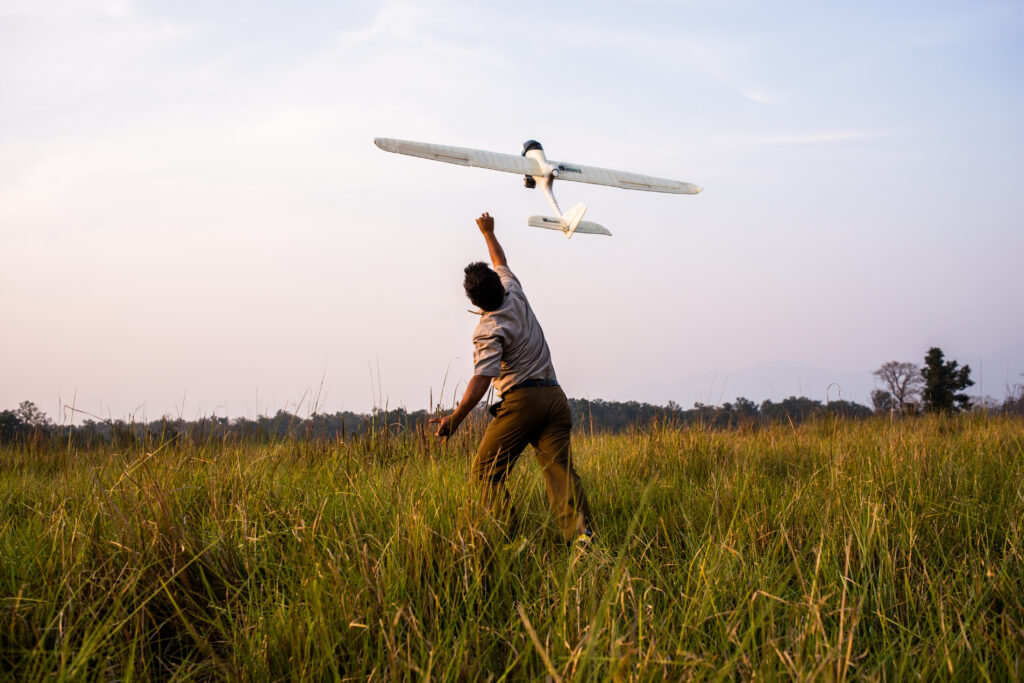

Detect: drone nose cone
[521, 139, 543, 156]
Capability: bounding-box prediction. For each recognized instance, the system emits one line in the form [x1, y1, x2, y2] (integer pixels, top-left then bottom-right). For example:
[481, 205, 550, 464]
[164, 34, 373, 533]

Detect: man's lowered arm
[429, 374, 493, 438]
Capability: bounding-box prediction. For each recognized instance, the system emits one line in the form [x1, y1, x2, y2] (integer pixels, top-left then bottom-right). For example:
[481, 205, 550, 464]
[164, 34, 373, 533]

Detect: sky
[2, 0, 1023, 423]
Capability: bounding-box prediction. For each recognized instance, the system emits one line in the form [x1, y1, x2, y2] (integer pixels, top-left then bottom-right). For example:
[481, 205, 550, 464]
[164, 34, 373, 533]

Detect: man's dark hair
[463, 262, 505, 311]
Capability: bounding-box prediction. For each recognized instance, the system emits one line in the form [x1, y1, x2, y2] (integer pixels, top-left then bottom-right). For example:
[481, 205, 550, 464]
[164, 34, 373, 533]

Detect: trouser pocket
[488, 400, 503, 418]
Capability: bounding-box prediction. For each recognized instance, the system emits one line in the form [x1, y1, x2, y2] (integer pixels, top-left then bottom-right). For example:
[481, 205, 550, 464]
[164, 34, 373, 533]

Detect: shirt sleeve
[495, 265, 523, 297]
[472, 330, 503, 377]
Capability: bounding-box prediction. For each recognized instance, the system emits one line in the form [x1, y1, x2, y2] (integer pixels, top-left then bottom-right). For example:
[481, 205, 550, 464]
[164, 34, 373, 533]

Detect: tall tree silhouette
[921, 347, 974, 413]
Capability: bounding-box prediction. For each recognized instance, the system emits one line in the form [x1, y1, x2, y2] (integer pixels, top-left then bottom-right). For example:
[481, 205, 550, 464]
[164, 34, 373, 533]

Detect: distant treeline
[571, 396, 873, 432]
[3, 391, 1021, 446]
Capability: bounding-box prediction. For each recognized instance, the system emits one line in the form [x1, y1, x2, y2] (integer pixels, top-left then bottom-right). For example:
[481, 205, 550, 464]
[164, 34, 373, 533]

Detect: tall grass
[1, 415, 1022, 680]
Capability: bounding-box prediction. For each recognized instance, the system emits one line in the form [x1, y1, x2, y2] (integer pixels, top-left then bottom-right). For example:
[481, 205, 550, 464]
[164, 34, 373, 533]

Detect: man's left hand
[429, 414, 456, 439]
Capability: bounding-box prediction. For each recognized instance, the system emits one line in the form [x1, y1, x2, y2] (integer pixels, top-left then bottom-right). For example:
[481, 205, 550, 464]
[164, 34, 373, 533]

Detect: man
[430, 212, 593, 544]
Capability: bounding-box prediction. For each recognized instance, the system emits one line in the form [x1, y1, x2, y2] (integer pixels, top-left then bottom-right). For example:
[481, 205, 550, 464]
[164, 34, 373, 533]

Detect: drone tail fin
[562, 202, 587, 238]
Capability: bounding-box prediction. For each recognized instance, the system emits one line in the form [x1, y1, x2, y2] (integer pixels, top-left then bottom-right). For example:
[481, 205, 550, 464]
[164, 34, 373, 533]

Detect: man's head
[463, 262, 505, 311]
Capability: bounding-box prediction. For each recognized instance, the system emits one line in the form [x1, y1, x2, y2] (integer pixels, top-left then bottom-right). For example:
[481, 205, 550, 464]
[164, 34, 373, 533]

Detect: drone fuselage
[521, 141, 586, 236]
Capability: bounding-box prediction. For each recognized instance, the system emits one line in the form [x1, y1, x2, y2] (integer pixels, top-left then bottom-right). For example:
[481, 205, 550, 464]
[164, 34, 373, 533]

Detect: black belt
[506, 378, 559, 393]
[490, 379, 559, 417]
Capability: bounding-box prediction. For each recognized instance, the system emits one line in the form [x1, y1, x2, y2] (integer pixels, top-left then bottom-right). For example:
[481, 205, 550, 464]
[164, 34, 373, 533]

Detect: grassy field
[1, 415, 1022, 680]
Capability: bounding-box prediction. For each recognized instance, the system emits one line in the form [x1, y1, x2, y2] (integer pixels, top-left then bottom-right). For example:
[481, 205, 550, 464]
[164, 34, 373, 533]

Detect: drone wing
[548, 159, 702, 194]
[374, 138, 542, 176]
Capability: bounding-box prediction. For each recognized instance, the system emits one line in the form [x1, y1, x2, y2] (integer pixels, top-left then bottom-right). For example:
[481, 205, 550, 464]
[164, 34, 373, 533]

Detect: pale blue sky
[2, 0, 1023, 421]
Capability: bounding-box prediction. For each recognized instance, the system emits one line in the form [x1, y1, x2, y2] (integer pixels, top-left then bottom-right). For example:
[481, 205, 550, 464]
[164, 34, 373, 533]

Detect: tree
[920, 347, 974, 414]
[0, 410, 22, 442]
[16, 401, 51, 428]
[827, 400, 873, 419]
[873, 361, 924, 413]
[871, 389, 893, 414]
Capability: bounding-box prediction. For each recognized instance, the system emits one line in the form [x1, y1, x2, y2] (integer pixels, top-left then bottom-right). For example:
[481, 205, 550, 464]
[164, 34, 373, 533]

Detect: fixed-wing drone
[373, 138, 702, 238]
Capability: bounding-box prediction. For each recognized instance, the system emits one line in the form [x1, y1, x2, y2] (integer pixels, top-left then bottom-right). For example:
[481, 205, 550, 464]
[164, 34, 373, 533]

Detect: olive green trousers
[472, 385, 592, 541]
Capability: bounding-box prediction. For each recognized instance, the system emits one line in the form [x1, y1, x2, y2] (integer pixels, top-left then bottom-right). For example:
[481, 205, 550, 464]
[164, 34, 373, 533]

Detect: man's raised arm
[476, 212, 507, 269]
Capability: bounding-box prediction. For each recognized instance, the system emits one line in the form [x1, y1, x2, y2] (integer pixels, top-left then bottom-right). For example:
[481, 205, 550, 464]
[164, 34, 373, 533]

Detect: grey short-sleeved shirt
[472, 265, 557, 396]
